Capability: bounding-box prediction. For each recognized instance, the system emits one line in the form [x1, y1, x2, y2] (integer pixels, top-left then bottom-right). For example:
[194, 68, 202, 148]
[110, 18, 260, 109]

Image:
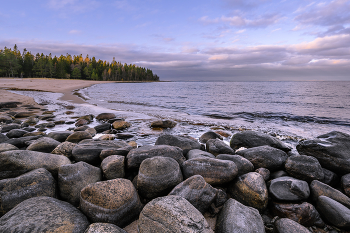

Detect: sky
[1, 0, 350, 81]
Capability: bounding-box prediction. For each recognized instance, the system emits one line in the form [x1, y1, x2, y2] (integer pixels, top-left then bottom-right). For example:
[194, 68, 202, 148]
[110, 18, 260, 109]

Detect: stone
[48, 131, 73, 142]
[214, 130, 232, 138]
[99, 146, 133, 160]
[216, 198, 265, 233]
[285, 154, 324, 182]
[274, 218, 311, 233]
[228, 172, 268, 211]
[155, 134, 201, 155]
[271, 170, 289, 179]
[187, 149, 215, 160]
[0, 143, 18, 153]
[199, 131, 223, 143]
[0, 196, 89, 232]
[0, 114, 13, 123]
[269, 176, 310, 201]
[182, 157, 238, 185]
[138, 195, 213, 233]
[0, 133, 9, 143]
[322, 168, 339, 187]
[74, 125, 90, 131]
[255, 167, 270, 181]
[116, 133, 134, 139]
[101, 155, 125, 180]
[75, 118, 90, 127]
[216, 154, 254, 176]
[169, 175, 218, 213]
[96, 113, 116, 121]
[5, 135, 42, 148]
[127, 145, 185, 170]
[51, 141, 76, 159]
[230, 130, 291, 152]
[1, 123, 21, 133]
[98, 134, 115, 140]
[39, 114, 55, 120]
[342, 173, 350, 197]
[0, 168, 56, 215]
[58, 161, 102, 206]
[14, 112, 35, 118]
[78, 114, 94, 122]
[206, 138, 234, 156]
[85, 223, 127, 233]
[296, 131, 350, 174]
[0, 150, 71, 179]
[23, 131, 46, 137]
[5, 129, 27, 138]
[0, 102, 20, 108]
[150, 119, 177, 128]
[137, 156, 183, 199]
[26, 137, 61, 153]
[85, 127, 96, 137]
[112, 121, 131, 130]
[24, 116, 39, 125]
[94, 123, 111, 133]
[236, 145, 288, 171]
[80, 179, 143, 227]
[66, 131, 92, 143]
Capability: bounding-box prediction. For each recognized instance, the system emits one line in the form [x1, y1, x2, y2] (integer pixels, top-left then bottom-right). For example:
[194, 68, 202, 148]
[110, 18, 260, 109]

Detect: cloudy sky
[1, 0, 350, 81]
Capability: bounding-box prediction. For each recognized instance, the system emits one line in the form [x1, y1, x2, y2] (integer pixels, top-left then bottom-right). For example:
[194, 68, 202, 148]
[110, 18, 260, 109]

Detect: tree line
[0, 45, 159, 81]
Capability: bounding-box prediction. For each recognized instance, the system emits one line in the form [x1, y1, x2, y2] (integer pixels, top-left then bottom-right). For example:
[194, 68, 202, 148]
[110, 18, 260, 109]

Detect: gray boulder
[100, 146, 132, 160]
[26, 137, 61, 153]
[0, 143, 18, 153]
[274, 218, 311, 233]
[48, 131, 73, 142]
[85, 223, 127, 233]
[66, 131, 92, 143]
[94, 123, 111, 133]
[342, 173, 350, 197]
[269, 176, 310, 201]
[199, 131, 223, 143]
[150, 120, 177, 128]
[206, 138, 234, 156]
[187, 149, 215, 160]
[101, 155, 125, 180]
[1, 123, 21, 133]
[255, 168, 270, 181]
[96, 113, 116, 121]
[285, 154, 324, 182]
[0, 133, 9, 143]
[317, 196, 350, 230]
[216, 154, 254, 176]
[52, 141, 77, 159]
[6, 129, 28, 138]
[5, 135, 42, 148]
[155, 134, 201, 155]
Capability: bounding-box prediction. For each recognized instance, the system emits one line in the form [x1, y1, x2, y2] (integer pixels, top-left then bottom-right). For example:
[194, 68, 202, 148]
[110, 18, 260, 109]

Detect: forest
[0, 45, 159, 81]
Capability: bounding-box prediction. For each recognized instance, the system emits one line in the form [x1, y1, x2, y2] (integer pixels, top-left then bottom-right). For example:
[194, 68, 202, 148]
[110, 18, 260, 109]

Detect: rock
[317, 195, 350, 230]
[6, 129, 28, 138]
[0, 133, 9, 143]
[0, 114, 13, 123]
[100, 146, 133, 160]
[72, 139, 129, 164]
[26, 137, 61, 153]
[78, 114, 94, 122]
[137, 156, 183, 199]
[310, 180, 350, 209]
[187, 149, 215, 160]
[80, 179, 142, 227]
[274, 218, 311, 233]
[169, 175, 217, 213]
[98, 134, 115, 140]
[0, 101, 20, 108]
[150, 119, 177, 128]
[74, 125, 90, 131]
[255, 167, 270, 181]
[269, 176, 310, 201]
[206, 139, 234, 156]
[271, 170, 289, 179]
[0, 196, 89, 232]
[5, 135, 42, 148]
[296, 131, 350, 174]
[236, 145, 288, 171]
[116, 133, 134, 139]
[23, 131, 46, 137]
[138, 195, 213, 233]
[101, 155, 125, 180]
[112, 121, 131, 130]
[0, 168, 56, 215]
[228, 172, 268, 211]
[322, 168, 339, 187]
[216, 154, 254, 176]
[0, 143, 18, 153]
[39, 114, 55, 120]
[24, 116, 39, 125]
[285, 154, 324, 182]
[127, 145, 185, 170]
[47, 131, 73, 142]
[14, 111, 35, 118]
[94, 123, 111, 133]
[155, 134, 201, 155]
[214, 130, 231, 138]
[0, 150, 71, 179]
[66, 131, 92, 143]
[199, 131, 223, 143]
[58, 161, 102, 206]
[342, 174, 350, 197]
[85, 127, 96, 137]
[182, 157, 238, 185]
[1, 123, 21, 133]
[230, 130, 291, 152]
[75, 118, 90, 127]
[96, 113, 116, 121]
[85, 223, 127, 233]
[51, 141, 76, 159]
[216, 198, 265, 233]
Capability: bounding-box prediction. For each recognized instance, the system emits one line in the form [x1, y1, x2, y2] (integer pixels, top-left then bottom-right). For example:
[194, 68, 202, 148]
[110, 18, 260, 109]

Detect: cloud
[152, 34, 175, 43]
[69, 30, 82, 35]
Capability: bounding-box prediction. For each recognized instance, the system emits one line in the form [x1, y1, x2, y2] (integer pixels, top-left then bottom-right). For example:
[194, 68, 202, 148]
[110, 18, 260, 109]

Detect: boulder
[255, 168, 270, 181]
[101, 155, 125, 180]
[75, 119, 90, 127]
[137, 156, 183, 199]
[5, 135, 42, 148]
[85, 127, 96, 137]
[236, 145, 288, 171]
[182, 157, 238, 185]
[96, 113, 116, 121]
[228, 172, 268, 211]
[296, 131, 350, 174]
[269, 176, 310, 201]
[51, 141, 77, 159]
[26, 137, 61, 153]
[74, 125, 90, 131]
[216, 154, 254, 176]
[66, 131, 92, 143]
[6, 129, 28, 138]
[206, 139, 234, 156]
[1, 123, 21, 133]
[322, 168, 339, 187]
[199, 131, 223, 143]
[58, 161, 102, 206]
[85, 223, 127, 233]
[138, 195, 213, 233]
[216, 198, 265, 233]
[0, 114, 13, 123]
[342, 173, 350, 197]
[0, 143, 18, 153]
[169, 175, 218, 213]
[112, 121, 131, 130]
[274, 218, 311, 233]
[100, 146, 133, 160]
[0, 101, 20, 108]
[24, 116, 39, 125]
[39, 114, 55, 120]
[78, 114, 94, 122]
[285, 154, 324, 182]
[271, 170, 289, 180]
[0, 133, 9, 143]
[155, 134, 201, 155]
[47, 131, 73, 142]
[14, 112, 35, 118]
[80, 179, 142, 227]
[187, 149, 215, 160]
[0, 196, 89, 232]
[94, 123, 111, 133]
[150, 120, 177, 128]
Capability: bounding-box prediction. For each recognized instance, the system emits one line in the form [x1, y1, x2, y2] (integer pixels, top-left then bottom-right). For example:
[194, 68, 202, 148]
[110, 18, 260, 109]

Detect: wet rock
[317, 195, 350, 230]
[342, 174, 350, 197]
[51, 141, 76, 159]
[100, 146, 133, 160]
[58, 161, 101, 206]
[101, 155, 125, 180]
[98, 134, 115, 140]
[39, 114, 55, 120]
[66, 131, 92, 143]
[269, 176, 310, 201]
[127, 145, 185, 170]
[14, 112, 36, 118]
[150, 119, 177, 128]
[1, 123, 21, 133]
[155, 134, 201, 155]
[216, 198, 265, 233]
[137, 156, 183, 199]
[26, 137, 61, 153]
[75, 118, 90, 127]
[187, 149, 215, 160]
[206, 138, 234, 156]
[80, 178, 142, 227]
[0, 143, 18, 153]
[296, 131, 350, 174]
[228, 172, 268, 211]
[169, 175, 217, 213]
[6, 129, 28, 138]
[0, 168, 56, 215]
[74, 125, 90, 131]
[116, 133, 134, 139]
[23, 131, 46, 137]
[0, 133, 9, 143]
[0, 150, 71, 179]
[78, 114, 94, 122]
[322, 168, 339, 187]
[94, 123, 111, 133]
[216, 154, 254, 176]
[310, 180, 350, 209]
[112, 121, 131, 130]
[214, 130, 232, 138]
[271, 170, 289, 179]
[0, 196, 89, 232]
[138, 195, 213, 233]
[0, 102, 20, 108]
[199, 131, 223, 143]
[0, 114, 13, 123]
[5, 135, 42, 148]
[285, 154, 324, 182]
[23, 116, 39, 125]
[274, 218, 311, 233]
[85, 223, 127, 233]
[236, 145, 288, 171]
[96, 113, 116, 121]
[255, 167, 270, 181]
[182, 157, 238, 185]
[85, 127, 96, 137]
[47, 131, 73, 142]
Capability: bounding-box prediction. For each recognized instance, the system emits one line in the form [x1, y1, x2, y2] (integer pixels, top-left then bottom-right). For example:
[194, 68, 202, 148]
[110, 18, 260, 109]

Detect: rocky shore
[1, 100, 350, 233]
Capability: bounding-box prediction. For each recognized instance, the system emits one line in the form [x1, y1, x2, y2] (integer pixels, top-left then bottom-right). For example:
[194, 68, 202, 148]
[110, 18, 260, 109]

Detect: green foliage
[0, 45, 160, 81]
